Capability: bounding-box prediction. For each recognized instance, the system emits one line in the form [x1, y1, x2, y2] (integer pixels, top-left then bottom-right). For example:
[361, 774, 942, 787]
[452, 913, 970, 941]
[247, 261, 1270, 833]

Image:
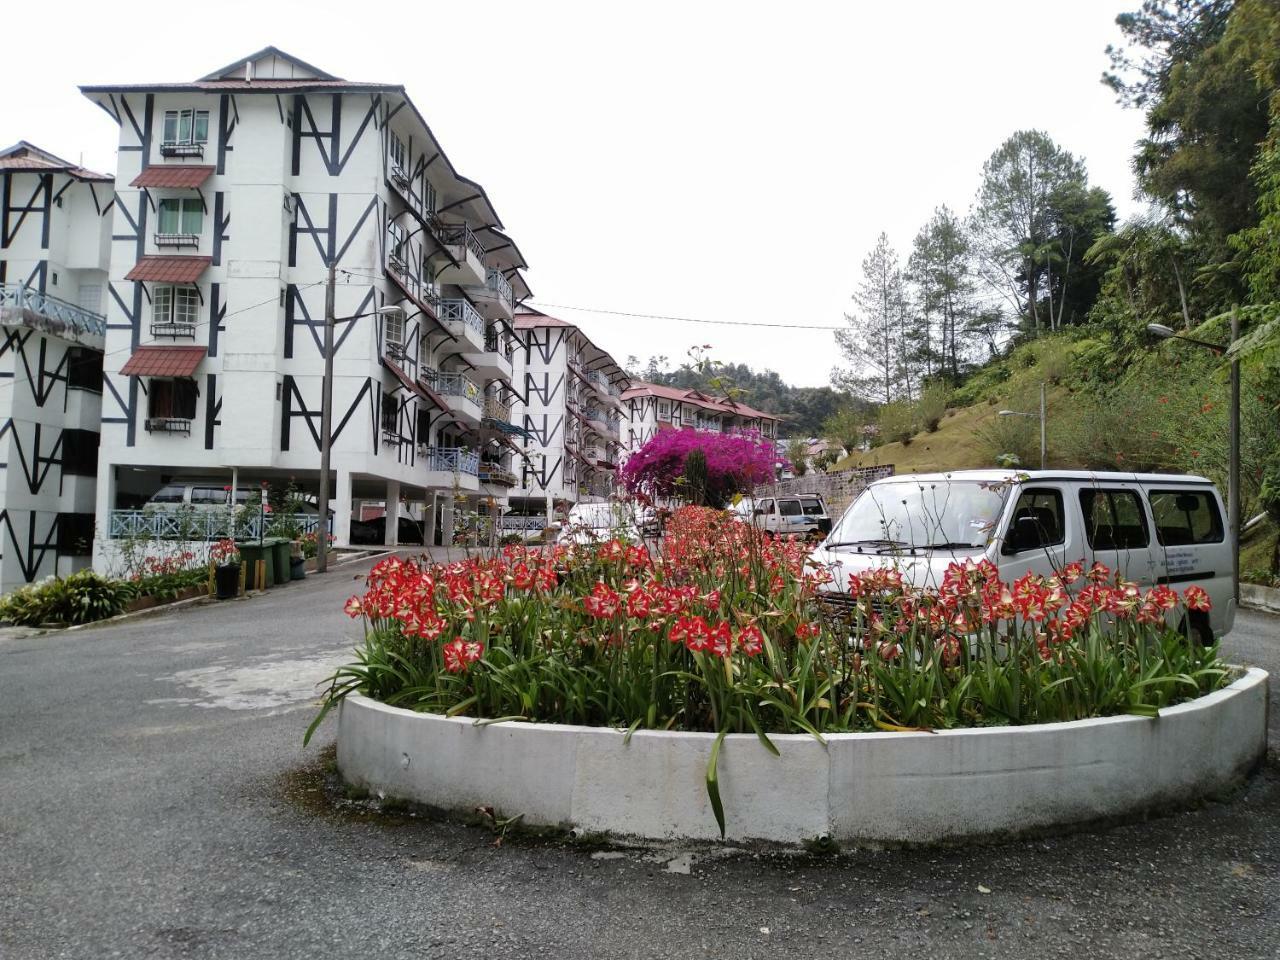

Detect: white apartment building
[621, 382, 779, 455]
[0, 142, 113, 591]
[81, 47, 530, 557]
[507, 308, 629, 524]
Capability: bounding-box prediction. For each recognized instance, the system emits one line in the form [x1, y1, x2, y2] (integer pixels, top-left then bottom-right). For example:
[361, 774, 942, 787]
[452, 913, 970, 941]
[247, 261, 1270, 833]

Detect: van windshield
[826, 480, 1010, 550]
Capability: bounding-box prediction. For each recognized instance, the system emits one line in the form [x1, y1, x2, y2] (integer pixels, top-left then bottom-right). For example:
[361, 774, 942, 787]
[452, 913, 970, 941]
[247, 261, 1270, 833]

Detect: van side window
[800, 498, 824, 516]
[1079, 489, 1149, 550]
[150, 484, 185, 504]
[755, 499, 774, 515]
[778, 499, 802, 517]
[191, 486, 226, 505]
[1005, 487, 1065, 551]
[1147, 489, 1224, 545]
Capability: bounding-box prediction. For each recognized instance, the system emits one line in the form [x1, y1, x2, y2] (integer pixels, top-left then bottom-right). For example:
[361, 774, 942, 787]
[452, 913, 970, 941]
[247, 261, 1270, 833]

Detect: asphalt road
[1, 559, 1277, 960]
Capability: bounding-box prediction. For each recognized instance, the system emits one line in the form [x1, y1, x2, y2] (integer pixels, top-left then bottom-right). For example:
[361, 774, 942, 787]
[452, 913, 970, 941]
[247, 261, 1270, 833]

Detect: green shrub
[877, 400, 917, 446]
[0, 570, 135, 626]
[915, 383, 952, 433]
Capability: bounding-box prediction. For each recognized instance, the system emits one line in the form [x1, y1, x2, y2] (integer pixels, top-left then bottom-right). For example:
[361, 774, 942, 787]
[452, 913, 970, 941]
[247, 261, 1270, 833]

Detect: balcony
[0, 283, 107, 346]
[438, 298, 486, 351]
[154, 233, 200, 250]
[479, 461, 517, 486]
[482, 395, 512, 424]
[467, 266, 515, 321]
[418, 446, 480, 484]
[463, 324, 515, 380]
[150, 321, 197, 340]
[434, 221, 487, 287]
[422, 368, 482, 423]
[145, 417, 192, 436]
[159, 140, 205, 159]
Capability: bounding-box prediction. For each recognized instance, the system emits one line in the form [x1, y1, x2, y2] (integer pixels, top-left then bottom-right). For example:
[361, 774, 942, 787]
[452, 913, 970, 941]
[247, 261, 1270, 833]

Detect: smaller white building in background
[0, 142, 113, 592]
[621, 381, 779, 456]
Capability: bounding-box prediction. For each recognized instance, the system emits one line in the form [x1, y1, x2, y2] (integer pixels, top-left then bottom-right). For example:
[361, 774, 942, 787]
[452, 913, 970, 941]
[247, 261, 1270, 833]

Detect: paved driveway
[1, 560, 1277, 959]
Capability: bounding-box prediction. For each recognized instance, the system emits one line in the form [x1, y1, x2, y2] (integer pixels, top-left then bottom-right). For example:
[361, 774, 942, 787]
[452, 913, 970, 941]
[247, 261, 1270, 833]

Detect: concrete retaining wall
[1241, 582, 1280, 614]
[759, 465, 894, 517]
[336, 667, 1269, 845]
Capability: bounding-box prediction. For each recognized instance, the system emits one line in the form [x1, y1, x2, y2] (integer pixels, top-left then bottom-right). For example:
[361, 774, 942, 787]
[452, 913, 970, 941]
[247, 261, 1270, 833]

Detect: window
[67, 347, 103, 392]
[157, 198, 202, 236]
[754, 499, 775, 516]
[387, 221, 407, 269]
[147, 379, 198, 421]
[150, 484, 186, 504]
[778, 499, 802, 517]
[1148, 489, 1224, 546]
[422, 176, 438, 215]
[153, 285, 200, 329]
[60, 428, 99, 477]
[656, 400, 670, 421]
[381, 392, 399, 435]
[384, 310, 404, 349]
[163, 109, 209, 145]
[800, 498, 825, 516]
[1005, 488, 1065, 552]
[1079, 488, 1149, 550]
[388, 132, 406, 173]
[191, 486, 227, 505]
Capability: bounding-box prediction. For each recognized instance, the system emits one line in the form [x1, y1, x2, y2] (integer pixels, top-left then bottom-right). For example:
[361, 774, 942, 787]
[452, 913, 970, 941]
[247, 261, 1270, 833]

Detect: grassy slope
[833, 402, 1001, 473]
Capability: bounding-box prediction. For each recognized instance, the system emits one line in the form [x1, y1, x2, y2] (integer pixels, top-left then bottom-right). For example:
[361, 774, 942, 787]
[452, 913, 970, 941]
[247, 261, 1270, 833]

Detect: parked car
[560, 501, 642, 545]
[732, 495, 832, 538]
[350, 515, 426, 546]
[809, 469, 1235, 642]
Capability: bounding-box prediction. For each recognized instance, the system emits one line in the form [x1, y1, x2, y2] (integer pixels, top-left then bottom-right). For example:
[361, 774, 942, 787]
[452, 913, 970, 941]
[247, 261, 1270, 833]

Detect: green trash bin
[237, 541, 273, 591]
[270, 538, 292, 586]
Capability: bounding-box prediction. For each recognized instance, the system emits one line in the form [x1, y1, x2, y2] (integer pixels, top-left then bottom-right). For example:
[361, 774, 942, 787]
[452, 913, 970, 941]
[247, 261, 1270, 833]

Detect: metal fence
[0, 283, 107, 338]
[419, 446, 480, 475]
[108, 510, 330, 540]
[438, 298, 485, 337]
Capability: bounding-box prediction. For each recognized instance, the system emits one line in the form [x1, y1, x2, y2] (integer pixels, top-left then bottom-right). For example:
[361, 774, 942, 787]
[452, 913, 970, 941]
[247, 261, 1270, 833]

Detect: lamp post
[997, 382, 1047, 469]
[1146, 314, 1240, 601]
[316, 260, 405, 574]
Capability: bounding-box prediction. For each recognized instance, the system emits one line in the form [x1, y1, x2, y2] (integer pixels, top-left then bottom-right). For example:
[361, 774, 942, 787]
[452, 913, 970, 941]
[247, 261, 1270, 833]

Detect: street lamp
[1146, 315, 1240, 601]
[316, 262, 405, 573]
[998, 382, 1047, 469]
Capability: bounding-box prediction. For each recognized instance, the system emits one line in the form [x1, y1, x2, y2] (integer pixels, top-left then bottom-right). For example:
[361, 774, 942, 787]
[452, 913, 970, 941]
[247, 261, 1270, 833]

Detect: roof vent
[245, 59, 254, 82]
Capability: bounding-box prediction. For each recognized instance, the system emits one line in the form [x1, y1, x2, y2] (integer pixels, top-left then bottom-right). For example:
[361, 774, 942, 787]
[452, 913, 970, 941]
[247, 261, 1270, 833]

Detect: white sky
[2, 0, 1148, 388]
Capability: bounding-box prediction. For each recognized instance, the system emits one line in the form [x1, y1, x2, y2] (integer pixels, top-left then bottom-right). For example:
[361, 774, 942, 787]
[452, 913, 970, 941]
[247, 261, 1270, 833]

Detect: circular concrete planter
[336, 667, 1269, 845]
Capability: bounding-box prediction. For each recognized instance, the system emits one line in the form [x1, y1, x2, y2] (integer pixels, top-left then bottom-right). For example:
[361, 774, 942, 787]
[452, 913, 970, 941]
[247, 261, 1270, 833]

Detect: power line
[525, 300, 846, 331]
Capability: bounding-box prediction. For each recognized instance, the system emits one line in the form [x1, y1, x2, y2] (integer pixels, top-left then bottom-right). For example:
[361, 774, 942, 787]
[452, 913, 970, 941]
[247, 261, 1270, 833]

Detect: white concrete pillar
[441, 495, 455, 547]
[384, 479, 401, 547]
[91, 462, 118, 576]
[334, 470, 354, 547]
[424, 492, 438, 547]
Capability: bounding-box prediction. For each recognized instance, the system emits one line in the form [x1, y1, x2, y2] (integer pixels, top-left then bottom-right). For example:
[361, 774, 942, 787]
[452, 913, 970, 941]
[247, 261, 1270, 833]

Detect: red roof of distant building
[0, 141, 112, 181]
[130, 165, 215, 189]
[120, 346, 206, 378]
[620, 381, 777, 421]
[125, 256, 212, 283]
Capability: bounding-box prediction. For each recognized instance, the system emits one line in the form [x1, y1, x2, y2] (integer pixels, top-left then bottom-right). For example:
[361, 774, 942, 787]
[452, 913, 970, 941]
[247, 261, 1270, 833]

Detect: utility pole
[1229, 306, 1241, 602]
[316, 261, 336, 573]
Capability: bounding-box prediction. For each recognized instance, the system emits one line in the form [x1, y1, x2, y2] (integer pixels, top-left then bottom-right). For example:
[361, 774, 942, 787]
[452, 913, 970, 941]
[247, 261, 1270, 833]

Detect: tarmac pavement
[1, 556, 1277, 959]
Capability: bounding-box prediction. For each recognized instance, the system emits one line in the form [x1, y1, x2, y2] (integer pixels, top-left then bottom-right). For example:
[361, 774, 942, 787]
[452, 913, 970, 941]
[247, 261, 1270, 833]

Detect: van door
[1076, 485, 1157, 586]
[1143, 485, 1231, 637]
[753, 499, 775, 532]
[997, 484, 1073, 582]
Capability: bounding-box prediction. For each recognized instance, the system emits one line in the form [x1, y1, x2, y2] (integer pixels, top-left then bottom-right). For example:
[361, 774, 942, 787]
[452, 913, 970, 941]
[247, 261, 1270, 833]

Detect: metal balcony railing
[422, 369, 481, 404]
[151, 321, 197, 340]
[485, 267, 514, 309]
[154, 233, 200, 249]
[435, 221, 487, 262]
[0, 283, 107, 338]
[484, 326, 515, 361]
[159, 141, 205, 158]
[439, 299, 485, 338]
[108, 509, 329, 540]
[145, 417, 192, 436]
[499, 516, 546, 531]
[479, 463, 517, 486]
[482, 396, 512, 422]
[419, 446, 480, 475]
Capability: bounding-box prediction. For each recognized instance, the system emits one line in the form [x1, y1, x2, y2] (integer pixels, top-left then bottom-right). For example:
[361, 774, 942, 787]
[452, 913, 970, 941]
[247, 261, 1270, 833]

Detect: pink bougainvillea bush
[618, 428, 780, 504]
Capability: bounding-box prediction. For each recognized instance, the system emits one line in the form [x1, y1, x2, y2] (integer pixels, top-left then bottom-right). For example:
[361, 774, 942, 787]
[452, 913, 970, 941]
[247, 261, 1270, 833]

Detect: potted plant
[211, 538, 241, 599]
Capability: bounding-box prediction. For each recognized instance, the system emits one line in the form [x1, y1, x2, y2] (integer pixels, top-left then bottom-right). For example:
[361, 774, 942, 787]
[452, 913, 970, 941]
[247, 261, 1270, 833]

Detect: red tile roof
[130, 165, 215, 189]
[620, 380, 778, 421]
[0, 141, 112, 181]
[120, 346, 206, 378]
[125, 256, 212, 283]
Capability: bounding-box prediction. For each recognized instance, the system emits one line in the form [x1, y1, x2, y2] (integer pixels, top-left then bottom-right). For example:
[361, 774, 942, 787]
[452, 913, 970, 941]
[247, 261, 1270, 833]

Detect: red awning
[125, 256, 212, 283]
[130, 165, 215, 189]
[120, 346, 206, 377]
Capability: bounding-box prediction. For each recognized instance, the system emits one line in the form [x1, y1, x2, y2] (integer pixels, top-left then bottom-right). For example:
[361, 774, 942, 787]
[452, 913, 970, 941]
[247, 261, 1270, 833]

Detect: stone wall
[758, 464, 895, 517]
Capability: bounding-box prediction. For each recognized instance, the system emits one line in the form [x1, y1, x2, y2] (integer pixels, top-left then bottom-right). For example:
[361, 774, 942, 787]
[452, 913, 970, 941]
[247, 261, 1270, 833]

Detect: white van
[733, 495, 832, 538]
[559, 501, 643, 545]
[810, 470, 1235, 641]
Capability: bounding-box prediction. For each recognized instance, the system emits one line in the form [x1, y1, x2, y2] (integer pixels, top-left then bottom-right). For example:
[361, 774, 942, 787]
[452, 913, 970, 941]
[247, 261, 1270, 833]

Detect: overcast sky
[2, 0, 1148, 388]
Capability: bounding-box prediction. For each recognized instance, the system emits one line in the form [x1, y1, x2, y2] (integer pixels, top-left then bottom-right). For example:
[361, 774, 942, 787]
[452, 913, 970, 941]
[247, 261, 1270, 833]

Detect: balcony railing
[151, 321, 197, 340]
[499, 516, 546, 531]
[154, 233, 200, 249]
[484, 326, 515, 361]
[483, 396, 512, 423]
[0, 283, 106, 338]
[435, 221, 487, 262]
[418, 445, 480, 475]
[108, 509, 329, 540]
[478, 463, 517, 486]
[438, 299, 485, 338]
[485, 267, 514, 309]
[159, 140, 205, 158]
[423, 369, 481, 404]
